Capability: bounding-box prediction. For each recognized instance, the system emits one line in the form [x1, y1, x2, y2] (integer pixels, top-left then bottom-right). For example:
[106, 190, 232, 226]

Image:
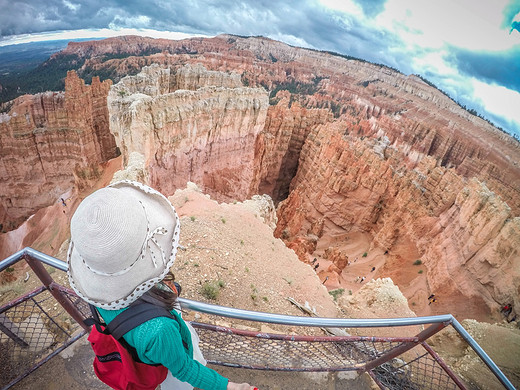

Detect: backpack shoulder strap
[84, 304, 107, 333]
[107, 302, 174, 340]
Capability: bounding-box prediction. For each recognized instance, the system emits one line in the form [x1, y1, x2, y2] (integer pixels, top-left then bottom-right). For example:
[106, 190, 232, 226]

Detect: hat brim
[67, 180, 180, 310]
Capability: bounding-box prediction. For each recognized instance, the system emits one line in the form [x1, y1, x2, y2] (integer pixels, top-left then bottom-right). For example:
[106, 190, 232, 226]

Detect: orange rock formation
[0, 71, 118, 231]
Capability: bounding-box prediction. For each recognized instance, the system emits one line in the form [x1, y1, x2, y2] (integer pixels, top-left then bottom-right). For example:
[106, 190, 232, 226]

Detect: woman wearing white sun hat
[67, 180, 256, 390]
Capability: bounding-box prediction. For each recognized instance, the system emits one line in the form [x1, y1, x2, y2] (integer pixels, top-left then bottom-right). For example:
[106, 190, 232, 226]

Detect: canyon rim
[1, 34, 519, 325]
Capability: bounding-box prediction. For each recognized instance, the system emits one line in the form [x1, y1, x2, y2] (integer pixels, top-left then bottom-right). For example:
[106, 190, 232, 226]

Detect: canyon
[1, 35, 519, 324]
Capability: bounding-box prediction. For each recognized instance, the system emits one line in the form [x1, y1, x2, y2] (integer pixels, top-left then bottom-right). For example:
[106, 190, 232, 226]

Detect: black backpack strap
[107, 302, 174, 340]
[86, 302, 174, 364]
[84, 304, 109, 334]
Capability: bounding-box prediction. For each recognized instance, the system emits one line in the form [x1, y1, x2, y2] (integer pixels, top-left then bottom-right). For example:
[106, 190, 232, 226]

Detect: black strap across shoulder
[84, 302, 174, 363]
[107, 303, 174, 340]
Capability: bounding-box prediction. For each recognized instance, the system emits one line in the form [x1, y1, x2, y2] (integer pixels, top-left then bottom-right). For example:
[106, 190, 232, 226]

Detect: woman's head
[67, 180, 180, 309]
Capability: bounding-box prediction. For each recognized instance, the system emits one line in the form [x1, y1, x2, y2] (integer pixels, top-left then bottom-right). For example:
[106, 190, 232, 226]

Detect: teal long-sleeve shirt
[97, 306, 228, 390]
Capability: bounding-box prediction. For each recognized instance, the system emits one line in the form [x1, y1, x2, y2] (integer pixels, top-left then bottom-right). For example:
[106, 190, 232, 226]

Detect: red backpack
[85, 303, 174, 390]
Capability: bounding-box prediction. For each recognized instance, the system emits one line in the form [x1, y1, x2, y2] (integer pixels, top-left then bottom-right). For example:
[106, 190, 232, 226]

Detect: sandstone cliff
[0, 72, 118, 232]
[274, 120, 519, 321]
[108, 64, 268, 201]
[53, 35, 520, 211]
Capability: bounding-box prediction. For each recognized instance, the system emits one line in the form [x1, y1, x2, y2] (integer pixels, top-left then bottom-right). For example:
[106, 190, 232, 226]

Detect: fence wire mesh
[0, 286, 86, 389]
[371, 345, 459, 390]
[194, 323, 408, 371]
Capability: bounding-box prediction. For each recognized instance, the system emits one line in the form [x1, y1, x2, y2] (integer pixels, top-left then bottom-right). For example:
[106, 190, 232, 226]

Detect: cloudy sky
[1, 0, 519, 137]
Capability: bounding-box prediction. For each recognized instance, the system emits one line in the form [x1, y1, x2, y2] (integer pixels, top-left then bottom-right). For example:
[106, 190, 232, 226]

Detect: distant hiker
[429, 298, 437, 305]
[502, 304, 513, 317]
[347, 261, 351, 266]
[360, 276, 366, 283]
[322, 276, 329, 285]
[355, 276, 360, 282]
[354, 257, 358, 262]
[428, 294, 435, 301]
[312, 258, 318, 264]
[371, 266, 375, 272]
[314, 263, 320, 271]
[60, 197, 67, 207]
[67, 180, 256, 390]
[384, 250, 389, 255]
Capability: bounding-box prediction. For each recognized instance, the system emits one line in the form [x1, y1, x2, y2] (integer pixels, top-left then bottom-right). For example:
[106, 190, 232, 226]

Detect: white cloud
[108, 15, 151, 30]
[472, 79, 520, 127]
[268, 33, 313, 49]
[62, 0, 80, 12]
[411, 50, 457, 77]
[378, 0, 519, 51]
[318, 0, 365, 18]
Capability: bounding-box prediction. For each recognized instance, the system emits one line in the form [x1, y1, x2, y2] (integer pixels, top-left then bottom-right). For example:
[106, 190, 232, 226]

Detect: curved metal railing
[0, 247, 516, 390]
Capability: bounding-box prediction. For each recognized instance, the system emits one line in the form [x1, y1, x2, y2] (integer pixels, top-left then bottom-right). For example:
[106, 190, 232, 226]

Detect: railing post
[363, 321, 448, 372]
[24, 254, 89, 331]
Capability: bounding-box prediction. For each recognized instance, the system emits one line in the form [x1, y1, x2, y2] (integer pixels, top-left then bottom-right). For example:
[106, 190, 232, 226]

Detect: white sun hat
[67, 180, 180, 310]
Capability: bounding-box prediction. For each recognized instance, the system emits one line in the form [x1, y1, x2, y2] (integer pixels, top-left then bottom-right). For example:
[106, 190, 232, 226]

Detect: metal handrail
[1, 247, 515, 390]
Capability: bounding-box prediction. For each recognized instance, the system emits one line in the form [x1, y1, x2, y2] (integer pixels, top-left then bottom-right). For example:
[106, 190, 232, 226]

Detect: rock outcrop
[55, 34, 519, 210]
[274, 120, 519, 320]
[0, 72, 118, 231]
[108, 64, 268, 201]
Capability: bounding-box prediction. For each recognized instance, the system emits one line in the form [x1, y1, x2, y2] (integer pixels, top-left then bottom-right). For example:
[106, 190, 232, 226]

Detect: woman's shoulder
[96, 305, 179, 330]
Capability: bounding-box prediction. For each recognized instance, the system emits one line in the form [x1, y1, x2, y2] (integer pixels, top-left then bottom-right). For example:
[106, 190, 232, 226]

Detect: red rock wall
[274, 121, 519, 319]
[3, 35, 519, 320]
[55, 35, 520, 213]
[108, 65, 269, 202]
[0, 72, 117, 231]
[253, 93, 332, 202]
[76, 35, 519, 319]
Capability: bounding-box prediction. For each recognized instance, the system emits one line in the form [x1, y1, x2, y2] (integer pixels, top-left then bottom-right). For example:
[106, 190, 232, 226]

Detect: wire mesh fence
[193, 322, 466, 389]
[370, 346, 460, 390]
[193, 322, 407, 371]
[0, 285, 87, 389]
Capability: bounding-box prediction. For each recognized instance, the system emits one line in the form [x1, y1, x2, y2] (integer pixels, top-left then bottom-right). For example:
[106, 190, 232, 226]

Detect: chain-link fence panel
[0, 286, 87, 389]
[195, 323, 406, 370]
[371, 344, 460, 390]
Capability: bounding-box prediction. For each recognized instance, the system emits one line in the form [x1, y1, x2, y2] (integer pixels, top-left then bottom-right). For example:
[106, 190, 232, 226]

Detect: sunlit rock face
[61, 34, 519, 211]
[0, 71, 117, 231]
[108, 64, 269, 201]
[274, 120, 519, 320]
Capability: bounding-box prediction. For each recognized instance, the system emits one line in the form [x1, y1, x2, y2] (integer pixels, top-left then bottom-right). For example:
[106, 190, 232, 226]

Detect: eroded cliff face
[108, 64, 269, 201]
[56, 35, 520, 211]
[274, 120, 519, 320]
[62, 37, 520, 320]
[254, 92, 332, 202]
[0, 72, 118, 231]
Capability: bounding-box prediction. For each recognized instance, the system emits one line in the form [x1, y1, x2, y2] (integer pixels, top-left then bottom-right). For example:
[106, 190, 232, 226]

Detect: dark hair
[138, 284, 178, 311]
